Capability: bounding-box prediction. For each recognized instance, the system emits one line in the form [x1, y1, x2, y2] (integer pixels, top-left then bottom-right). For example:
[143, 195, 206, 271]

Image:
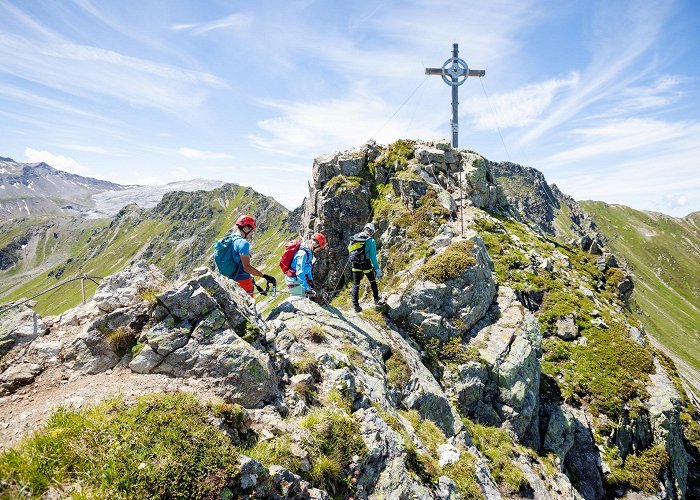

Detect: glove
[307, 279, 315, 289]
[375, 270, 382, 280]
[306, 289, 317, 298]
[262, 274, 277, 287]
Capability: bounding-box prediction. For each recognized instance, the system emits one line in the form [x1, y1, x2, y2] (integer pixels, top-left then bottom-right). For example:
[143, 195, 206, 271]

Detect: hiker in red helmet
[220, 215, 276, 297]
[285, 232, 327, 297]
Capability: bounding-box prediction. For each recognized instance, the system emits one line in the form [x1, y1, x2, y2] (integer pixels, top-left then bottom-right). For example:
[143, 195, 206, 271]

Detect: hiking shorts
[235, 277, 254, 297]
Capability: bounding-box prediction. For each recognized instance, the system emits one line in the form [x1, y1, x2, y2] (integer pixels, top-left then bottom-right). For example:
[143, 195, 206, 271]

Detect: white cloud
[59, 144, 112, 154]
[249, 85, 443, 157]
[664, 193, 688, 208]
[171, 13, 253, 35]
[464, 74, 579, 130]
[24, 147, 90, 175]
[172, 166, 191, 180]
[178, 148, 234, 160]
[518, 2, 674, 145]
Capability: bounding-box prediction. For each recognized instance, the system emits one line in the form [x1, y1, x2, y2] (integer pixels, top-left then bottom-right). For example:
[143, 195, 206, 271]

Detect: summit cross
[425, 43, 485, 148]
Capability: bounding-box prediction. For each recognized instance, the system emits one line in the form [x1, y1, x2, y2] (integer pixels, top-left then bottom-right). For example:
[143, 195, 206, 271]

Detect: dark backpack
[214, 234, 243, 278]
[348, 232, 370, 266]
[279, 240, 302, 276]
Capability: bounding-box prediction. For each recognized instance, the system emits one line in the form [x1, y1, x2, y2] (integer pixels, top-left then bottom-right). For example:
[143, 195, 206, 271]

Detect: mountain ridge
[1, 141, 698, 498]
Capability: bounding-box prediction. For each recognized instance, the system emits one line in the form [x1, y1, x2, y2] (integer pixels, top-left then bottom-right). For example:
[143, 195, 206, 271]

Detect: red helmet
[235, 215, 256, 229]
[312, 232, 327, 249]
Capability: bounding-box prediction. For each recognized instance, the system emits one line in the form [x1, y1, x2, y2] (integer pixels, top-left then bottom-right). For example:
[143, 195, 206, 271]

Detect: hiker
[214, 215, 276, 297]
[348, 223, 382, 313]
[283, 232, 327, 297]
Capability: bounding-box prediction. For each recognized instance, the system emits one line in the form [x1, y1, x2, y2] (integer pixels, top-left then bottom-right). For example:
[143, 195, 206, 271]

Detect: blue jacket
[364, 237, 381, 277]
[291, 243, 314, 290]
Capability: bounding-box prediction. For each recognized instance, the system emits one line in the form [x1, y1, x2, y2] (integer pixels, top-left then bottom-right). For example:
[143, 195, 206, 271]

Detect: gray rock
[93, 261, 167, 313]
[453, 287, 541, 446]
[0, 363, 43, 394]
[63, 329, 121, 374]
[388, 231, 495, 341]
[646, 360, 688, 498]
[542, 404, 575, 468]
[128, 344, 164, 373]
[564, 408, 605, 499]
[0, 306, 45, 356]
[556, 315, 579, 340]
[436, 476, 459, 499]
[415, 146, 446, 166]
[437, 443, 460, 467]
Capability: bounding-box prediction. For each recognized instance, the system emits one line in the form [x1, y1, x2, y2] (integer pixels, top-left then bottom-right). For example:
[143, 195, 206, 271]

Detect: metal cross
[425, 43, 485, 148]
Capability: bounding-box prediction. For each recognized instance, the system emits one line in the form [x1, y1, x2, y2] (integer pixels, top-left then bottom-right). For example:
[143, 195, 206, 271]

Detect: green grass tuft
[0, 392, 240, 498]
[419, 240, 476, 283]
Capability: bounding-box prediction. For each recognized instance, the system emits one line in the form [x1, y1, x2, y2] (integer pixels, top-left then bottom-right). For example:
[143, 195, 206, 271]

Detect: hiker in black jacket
[348, 223, 382, 313]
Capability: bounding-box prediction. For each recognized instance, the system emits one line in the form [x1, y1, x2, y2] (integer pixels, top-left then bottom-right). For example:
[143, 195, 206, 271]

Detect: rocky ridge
[1, 141, 698, 498]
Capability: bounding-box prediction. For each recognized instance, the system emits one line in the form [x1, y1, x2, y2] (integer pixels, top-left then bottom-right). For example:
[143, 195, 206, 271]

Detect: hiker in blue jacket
[219, 215, 276, 297]
[348, 223, 382, 313]
[285, 232, 327, 297]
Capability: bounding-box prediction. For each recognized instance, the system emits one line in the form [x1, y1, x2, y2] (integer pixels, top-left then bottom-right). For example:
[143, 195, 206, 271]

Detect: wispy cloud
[171, 13, 253, 35]
[0, 32, 226, 115]
[465, 74, 579, 130]
[59, 144, 114, 154]
[518, 1, 675, 145]
[249, 85, 443, 157]
[665, 193, 688, 208]
[539, 118, 690, 166]
[178, 147, 233, 160]
[24, 147, 90, 175]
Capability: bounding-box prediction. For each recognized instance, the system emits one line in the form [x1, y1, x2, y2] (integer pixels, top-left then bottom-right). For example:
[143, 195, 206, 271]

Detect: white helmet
[364, 223, 376, 234]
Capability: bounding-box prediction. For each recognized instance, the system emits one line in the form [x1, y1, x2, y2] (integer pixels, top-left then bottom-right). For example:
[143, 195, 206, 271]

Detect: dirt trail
[0, 365, 217, 451]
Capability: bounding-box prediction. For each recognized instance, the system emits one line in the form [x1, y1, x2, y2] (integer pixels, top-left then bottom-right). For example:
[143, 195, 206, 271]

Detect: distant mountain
[0, 183, 295, 315]
[0, 157, 123, 218]
[0, 157, 227, 218]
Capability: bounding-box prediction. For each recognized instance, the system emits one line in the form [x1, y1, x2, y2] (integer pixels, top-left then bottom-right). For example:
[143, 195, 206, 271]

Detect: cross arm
[425, 68, 485, 77]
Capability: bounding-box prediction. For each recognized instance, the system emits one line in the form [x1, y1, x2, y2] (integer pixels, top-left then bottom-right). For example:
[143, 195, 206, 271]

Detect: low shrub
[385, 351, 411, 388]
[244, 434, 302, 474]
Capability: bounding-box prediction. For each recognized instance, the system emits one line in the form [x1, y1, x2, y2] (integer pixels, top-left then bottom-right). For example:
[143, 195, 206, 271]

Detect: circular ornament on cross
[441, 57, 470, 86]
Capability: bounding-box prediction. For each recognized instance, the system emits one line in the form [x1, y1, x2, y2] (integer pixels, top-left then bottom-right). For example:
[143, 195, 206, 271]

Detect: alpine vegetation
[0, 140, 698, 498]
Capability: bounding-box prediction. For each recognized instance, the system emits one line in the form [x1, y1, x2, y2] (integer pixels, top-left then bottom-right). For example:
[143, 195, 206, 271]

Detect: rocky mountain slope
[0, 156, 227, 219]
[0, 183, 294, 316]
[1, 140, 698, 499]
[0, 157, 123, 218]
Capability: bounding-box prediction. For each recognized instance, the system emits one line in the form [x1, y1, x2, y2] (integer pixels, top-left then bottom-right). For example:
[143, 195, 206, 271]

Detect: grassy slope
[581, 201, 700, 386]
[0, 185, 295, 316]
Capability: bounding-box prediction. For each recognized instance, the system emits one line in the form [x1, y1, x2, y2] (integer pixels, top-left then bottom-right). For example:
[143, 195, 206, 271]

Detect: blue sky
[1, 0, 699, 216]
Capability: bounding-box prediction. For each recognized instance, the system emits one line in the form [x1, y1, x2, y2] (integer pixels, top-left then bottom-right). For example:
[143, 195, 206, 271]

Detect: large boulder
[444, 287, 541, 446]
[387, 231, 495, 341]
[93, 261, 168, 313]
[0, 305, 45, 357]
[646, 360, 688, 497]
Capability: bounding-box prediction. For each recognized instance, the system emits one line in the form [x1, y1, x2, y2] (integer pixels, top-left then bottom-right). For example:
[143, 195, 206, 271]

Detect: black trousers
[352, 269, 379, 306]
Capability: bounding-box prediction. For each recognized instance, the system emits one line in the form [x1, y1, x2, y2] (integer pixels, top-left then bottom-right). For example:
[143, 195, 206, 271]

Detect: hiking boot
[374, 298, 385, 306]
[353, 305, 362, 313]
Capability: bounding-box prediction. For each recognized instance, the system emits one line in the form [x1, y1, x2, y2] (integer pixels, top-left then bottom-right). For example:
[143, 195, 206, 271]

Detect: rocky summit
[0, 140, 698, 499]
